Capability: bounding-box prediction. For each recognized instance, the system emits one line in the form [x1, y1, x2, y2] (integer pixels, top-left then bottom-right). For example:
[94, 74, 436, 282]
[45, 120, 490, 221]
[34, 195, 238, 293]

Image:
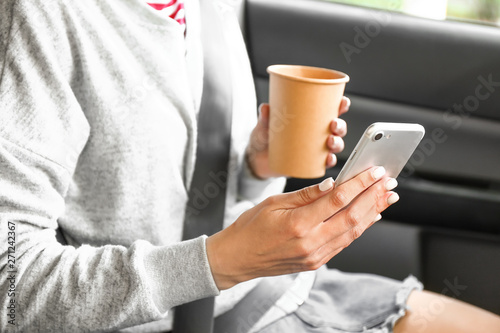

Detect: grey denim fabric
[257, 267, 423, 333]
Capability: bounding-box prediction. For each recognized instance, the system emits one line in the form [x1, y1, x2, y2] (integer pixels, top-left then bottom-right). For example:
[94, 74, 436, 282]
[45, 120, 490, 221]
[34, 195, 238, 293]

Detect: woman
[0, 0, 499, 332]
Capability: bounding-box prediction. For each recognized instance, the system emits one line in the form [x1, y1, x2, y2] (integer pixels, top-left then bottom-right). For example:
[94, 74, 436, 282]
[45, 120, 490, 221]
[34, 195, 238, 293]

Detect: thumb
[280, 177, 334, 208]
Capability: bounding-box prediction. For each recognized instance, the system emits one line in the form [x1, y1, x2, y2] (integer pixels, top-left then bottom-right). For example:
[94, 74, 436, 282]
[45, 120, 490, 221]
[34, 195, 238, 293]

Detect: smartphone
[335, 122, 425, 186]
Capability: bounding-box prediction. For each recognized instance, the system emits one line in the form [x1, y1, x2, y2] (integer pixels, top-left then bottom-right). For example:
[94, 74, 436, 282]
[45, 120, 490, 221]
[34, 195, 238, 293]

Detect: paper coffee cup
[267, 65, 349, 178]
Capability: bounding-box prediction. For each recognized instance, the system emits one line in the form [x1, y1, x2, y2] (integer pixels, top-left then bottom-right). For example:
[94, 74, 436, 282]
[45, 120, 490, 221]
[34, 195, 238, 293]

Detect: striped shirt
[147, 0, 186, 31]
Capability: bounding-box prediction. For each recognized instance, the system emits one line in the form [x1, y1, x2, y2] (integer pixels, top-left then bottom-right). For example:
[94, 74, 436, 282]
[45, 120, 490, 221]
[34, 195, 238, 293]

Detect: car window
[323, 0, 500, 26]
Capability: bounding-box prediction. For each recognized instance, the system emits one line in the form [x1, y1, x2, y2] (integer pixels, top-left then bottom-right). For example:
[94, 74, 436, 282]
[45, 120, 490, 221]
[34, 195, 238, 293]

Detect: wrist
[206, 229, 243, 290]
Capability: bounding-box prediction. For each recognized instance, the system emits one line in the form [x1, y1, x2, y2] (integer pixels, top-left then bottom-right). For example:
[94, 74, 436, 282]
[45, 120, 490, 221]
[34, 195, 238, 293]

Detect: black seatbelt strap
[172, 0, 232, 332]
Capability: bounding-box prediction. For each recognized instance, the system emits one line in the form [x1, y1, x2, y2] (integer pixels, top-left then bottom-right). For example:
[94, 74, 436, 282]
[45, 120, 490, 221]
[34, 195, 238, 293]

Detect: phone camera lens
[374, 132, 384, 141]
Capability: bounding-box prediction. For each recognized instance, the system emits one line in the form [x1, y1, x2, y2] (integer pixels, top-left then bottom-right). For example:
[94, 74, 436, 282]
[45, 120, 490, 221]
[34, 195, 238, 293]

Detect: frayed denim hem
[362, 275, 424, 333]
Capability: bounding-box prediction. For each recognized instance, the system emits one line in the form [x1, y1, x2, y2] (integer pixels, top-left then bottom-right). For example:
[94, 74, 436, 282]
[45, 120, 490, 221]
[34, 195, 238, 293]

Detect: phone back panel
[335, 123, 425, 186]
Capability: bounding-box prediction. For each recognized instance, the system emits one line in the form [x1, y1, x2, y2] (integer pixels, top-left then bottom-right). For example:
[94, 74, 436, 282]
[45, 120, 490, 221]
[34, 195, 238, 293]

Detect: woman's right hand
[206, 166, 399, 290]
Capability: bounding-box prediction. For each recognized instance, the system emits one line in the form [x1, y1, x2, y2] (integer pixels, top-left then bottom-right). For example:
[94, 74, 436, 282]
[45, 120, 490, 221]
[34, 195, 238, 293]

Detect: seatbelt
[172, 0, 232, 332]
[173, 1, 299, 332]
[213, 274, 298, 333]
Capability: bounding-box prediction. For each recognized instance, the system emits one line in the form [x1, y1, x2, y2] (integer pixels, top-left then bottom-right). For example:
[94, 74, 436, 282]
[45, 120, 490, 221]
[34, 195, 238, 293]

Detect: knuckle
[330, 189, 349, 208]
[295, 241, 313, 258]
[341, 238, 354, 251]
[373, 185, 389, 212]
[302, 254, 321, 271]
[374, 186, 383, 201]
[344, 209, 361, 229]
[371, 188, 383, 206]
[310, 261, 323, 271]
[297, 188, 314, 204]
[288, 219, 308, 239]
[350, 226, 364, 240]
[293, 227, 308, 240]
[355, 174, 371, 189]
[263, 195, 278, 207]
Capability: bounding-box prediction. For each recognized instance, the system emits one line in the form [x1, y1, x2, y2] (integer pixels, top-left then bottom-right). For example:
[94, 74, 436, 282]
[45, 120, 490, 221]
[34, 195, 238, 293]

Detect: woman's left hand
[246, 96, 351, 179]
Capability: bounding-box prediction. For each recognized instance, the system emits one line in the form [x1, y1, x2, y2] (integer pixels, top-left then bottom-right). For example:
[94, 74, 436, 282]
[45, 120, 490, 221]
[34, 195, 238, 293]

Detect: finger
[305, 189, 389, 269]
[322, 180, 399, 242]
[326, 153, 337, 168]
[258, 103, 270, 128]
[327, 135, 345, 153]
[297, 166, 387, 224]
[309, 184, 398, 262]
[249, 107, 269, 152]
[296, 205, 381, 270]
[331, 188, 396, 234]
[250, 104, 270, 152]
[307, 230, 360, 270]
[365, 213, 383, 230]
[276, 177, 335, 209]
[330, 118, 347, 137]
[276, 184, 396, 272]
[339, 96, 351, 116]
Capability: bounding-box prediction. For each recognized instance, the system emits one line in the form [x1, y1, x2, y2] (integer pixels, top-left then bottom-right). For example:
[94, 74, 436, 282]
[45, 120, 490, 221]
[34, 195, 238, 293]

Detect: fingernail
[346, 97, 351, 108]
[372, 166, 386, 180]
[329, 153, 337, 166]
[332, 136, 342, 148]
[374, 214, 382, 222]
[319, 177, 334, 191]
[336, 120, 345, 132]
[387, 192, 400, 205]
[385, 178, 398, 191]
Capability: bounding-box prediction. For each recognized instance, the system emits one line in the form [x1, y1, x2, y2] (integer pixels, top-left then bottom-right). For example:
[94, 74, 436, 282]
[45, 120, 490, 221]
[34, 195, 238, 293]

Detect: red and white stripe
[147, 0, 186, 30]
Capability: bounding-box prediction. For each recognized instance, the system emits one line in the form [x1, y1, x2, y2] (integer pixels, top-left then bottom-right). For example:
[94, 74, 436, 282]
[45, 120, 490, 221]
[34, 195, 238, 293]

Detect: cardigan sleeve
[238, 158, 287, 205]
[0, 2, 219, 332]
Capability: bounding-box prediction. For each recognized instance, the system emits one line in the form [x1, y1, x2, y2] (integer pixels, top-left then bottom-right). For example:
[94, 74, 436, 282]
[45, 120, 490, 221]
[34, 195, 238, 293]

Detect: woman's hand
[246, 96, 351, 179]
[206, 166, 399, 290]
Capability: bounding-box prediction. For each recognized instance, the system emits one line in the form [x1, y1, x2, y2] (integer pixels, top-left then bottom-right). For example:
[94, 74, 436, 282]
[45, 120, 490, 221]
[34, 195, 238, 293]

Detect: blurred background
[327, 0, 500, 25]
